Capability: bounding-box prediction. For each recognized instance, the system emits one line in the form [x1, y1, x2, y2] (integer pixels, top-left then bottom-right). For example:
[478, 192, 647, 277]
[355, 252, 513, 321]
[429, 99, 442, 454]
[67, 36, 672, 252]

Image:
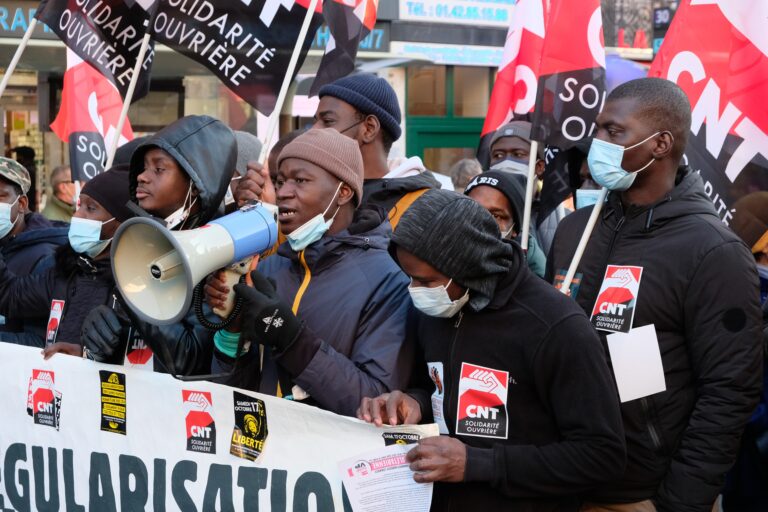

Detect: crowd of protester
[0, 74, 765, 511]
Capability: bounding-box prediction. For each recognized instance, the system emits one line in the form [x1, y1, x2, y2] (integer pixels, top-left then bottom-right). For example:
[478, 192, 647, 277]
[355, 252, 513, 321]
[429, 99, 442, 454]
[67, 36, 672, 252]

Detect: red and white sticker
[456, 363, 508, 439]
[182, 390, 216, 454]
[124, 328, 153, 371]
[591, 265, 643, 333]
[427, 362, 448, 435]
[45, 300, 65, 345]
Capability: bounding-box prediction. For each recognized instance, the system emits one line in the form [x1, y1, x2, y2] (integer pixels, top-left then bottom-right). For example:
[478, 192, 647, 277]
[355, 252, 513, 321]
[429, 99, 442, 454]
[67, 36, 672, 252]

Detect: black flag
[152, 0, 322, 115]
[35, 0, 156, 101]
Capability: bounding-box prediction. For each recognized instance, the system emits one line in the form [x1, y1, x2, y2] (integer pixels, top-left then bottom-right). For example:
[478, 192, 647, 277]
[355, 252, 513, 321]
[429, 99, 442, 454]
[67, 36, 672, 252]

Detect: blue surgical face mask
[587, 132, 660, 191]
[575, 188, 605, 209]
[286, 182, 343, 252]
[490, 158, 529, 177]
[0, 196, 20, 239]
[408, 278, 470, 318]
[68, 217, 114, 258]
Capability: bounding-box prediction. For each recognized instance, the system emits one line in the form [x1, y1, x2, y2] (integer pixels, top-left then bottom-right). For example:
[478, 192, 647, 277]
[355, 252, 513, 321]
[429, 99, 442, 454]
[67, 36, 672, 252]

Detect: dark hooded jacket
[119, 116, 237, 375]
[0, 213, 68, 346]
[546, 168, 763, 511]
[406, 243, 625, 511]
[212, 207, 414, 417]
[362, 172, 440, 215]
[0, 245, 115, 348]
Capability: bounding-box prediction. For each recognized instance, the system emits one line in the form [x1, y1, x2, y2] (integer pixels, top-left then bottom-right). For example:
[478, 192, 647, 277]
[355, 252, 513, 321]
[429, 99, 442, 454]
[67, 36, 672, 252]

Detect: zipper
[444, 311, 464, 433]
[640, 397, 662, 450]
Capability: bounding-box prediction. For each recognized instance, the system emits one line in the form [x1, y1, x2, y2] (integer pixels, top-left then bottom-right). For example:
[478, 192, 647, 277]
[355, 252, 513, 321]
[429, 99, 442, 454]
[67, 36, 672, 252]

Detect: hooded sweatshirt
[0, 213, 68, 345]
[121, 116, 236, 375]
[546, 167, 763, 511]
[363, 157, 441, 215]
[406, 243, 626, 511]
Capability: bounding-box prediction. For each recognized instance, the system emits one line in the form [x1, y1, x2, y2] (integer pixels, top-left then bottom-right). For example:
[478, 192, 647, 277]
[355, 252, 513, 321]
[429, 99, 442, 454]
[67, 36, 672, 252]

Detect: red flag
[649, 0, 768, 224]
[480, 0, 546, 149]
[309, 0, 379, 96]
[51, 51, 134, 182]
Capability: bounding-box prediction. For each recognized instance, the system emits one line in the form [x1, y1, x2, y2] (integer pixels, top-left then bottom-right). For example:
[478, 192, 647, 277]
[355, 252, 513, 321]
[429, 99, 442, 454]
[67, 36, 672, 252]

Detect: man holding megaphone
[206, 128, 413, 417]
[81, 116, 237, 376]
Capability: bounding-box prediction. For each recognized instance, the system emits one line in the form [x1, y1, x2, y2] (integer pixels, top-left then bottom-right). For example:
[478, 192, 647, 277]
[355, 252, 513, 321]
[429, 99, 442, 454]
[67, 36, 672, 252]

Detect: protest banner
[309, 0, 379, 96]
[649, 0, 768, 225]
[152, 0, 323, 116]
[0, 344, 437, 511]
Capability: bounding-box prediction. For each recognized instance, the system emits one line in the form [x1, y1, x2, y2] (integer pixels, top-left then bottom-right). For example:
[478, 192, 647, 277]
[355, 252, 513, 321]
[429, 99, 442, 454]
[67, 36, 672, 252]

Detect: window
[406, 66, 446, 116]
[453, 66, 490, 117]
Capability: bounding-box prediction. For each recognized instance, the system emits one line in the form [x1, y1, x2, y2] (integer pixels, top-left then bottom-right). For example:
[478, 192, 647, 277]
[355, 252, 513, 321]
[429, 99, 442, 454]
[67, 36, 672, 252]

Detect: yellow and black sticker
[99, 371, 126, 435]
[230, 391, 268, 461]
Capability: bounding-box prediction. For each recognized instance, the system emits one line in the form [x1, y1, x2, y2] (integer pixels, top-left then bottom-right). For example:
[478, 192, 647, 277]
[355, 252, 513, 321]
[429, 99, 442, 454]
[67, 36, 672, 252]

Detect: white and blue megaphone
[111, 203, 278, 325]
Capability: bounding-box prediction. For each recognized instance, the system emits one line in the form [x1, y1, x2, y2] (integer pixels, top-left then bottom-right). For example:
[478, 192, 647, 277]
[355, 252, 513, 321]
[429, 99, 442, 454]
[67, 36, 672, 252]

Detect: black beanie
[464, 170, 526, 229]
[81, 164, 133, 222]
[319, 73, 402, 140]
[392, 189, 515, 311]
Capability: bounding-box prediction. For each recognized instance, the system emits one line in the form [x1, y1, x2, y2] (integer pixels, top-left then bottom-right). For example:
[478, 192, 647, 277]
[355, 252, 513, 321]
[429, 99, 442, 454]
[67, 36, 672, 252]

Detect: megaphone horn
[111, 203, 278, 325]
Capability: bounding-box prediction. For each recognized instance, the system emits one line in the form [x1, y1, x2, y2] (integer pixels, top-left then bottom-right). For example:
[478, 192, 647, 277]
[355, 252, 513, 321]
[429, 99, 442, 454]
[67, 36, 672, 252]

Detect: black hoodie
[546, 168, 763, 511]
[122, 116, 236, 375]
[407, 243, 626, 511]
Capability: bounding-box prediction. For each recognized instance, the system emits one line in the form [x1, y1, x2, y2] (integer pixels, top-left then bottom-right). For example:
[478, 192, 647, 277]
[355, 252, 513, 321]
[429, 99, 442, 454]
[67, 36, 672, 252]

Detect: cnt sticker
[183, 390, 216, 454]
[45, 300, 65, 346]
[456, 363, 508, 439]
[26, 369, 61, 430]
[100, 371, 127, 435]
[591, 265, 644, 333]
[230, 391, 268, 462]
[124, 328, 153, 370]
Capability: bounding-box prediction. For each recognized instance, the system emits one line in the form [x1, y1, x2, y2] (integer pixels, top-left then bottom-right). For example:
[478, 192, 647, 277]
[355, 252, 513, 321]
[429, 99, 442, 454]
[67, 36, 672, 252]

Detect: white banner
[0, 344, 437, 511]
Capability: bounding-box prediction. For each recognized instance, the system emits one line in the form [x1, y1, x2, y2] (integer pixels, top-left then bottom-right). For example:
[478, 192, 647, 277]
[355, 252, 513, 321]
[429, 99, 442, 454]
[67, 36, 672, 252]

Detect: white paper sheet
[606, 324, 667, 403]
[339, 443, 432, 512]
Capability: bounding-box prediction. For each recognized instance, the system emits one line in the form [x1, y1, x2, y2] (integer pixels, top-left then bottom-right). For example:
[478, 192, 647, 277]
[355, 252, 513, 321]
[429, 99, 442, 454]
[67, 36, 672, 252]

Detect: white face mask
[490, 158, 529, 177]
[500, 223, 515, 240]
[165, 183, 197, 230]
[408, 278, 470, 318]
[286, 182, 342, 252]
[0, 196, 20, 239]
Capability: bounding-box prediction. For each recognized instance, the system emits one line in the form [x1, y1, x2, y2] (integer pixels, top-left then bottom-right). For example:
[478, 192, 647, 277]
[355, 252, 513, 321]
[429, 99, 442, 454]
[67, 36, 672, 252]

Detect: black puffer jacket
[546, 168, 764, 511]
[0, 245, 115, 347]
[362, 172, 440, 213]
[120, 116, 236, 375]
[0, 213, 68, 346]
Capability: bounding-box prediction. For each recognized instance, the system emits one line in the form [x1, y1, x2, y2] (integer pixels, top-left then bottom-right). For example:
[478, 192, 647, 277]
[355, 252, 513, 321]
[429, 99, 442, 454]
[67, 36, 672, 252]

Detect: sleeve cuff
[464, 446, 495, 483]
[273, 324, 320, 376]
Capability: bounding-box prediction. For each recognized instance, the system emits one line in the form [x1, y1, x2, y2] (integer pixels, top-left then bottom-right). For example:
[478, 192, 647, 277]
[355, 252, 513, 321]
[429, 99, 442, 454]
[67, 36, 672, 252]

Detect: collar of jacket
[276, 206, 391, 272]
[603, 166, 719, 232]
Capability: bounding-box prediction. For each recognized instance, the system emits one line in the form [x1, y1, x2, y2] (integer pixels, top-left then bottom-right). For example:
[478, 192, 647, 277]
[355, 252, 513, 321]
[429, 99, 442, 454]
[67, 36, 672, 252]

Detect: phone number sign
[400, 0, 515, 28]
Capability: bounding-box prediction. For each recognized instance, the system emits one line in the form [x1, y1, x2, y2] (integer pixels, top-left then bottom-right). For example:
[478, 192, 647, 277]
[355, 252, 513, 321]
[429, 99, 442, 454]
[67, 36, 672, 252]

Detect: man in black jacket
[359, 189, 625, 511]
[546, 78, 763, 511]
[234, 74, 441, 228]
[0, 158, 67, 346]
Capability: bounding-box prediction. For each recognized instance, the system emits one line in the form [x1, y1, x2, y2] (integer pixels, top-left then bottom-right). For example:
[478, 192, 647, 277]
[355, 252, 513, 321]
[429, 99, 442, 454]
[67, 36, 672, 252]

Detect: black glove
[234, 270, 301, 352]
[82, 305, 122, 362]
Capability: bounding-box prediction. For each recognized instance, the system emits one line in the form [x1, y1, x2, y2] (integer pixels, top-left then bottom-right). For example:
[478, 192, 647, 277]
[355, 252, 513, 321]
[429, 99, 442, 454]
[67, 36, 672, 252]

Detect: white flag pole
[257, 0, 320, 165]
[0, 18, 38, 100]
[559, 186, 609, 294]
[104, 31, 153, 170]
[519, 140, 539, 251]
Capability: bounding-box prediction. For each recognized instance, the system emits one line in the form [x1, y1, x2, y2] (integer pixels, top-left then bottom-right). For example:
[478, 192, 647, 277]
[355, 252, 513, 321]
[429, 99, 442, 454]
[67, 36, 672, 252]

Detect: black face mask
[339, 119, 364, 135]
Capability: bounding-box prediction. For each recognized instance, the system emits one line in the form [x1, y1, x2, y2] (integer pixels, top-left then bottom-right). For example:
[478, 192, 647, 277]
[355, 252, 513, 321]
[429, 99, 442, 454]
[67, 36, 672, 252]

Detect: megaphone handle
[212, 269, 244, 318]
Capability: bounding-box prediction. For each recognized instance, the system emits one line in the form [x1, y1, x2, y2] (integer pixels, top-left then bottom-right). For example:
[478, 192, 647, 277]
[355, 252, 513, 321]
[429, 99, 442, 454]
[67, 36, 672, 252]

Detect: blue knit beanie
[318, 73, 402, 141]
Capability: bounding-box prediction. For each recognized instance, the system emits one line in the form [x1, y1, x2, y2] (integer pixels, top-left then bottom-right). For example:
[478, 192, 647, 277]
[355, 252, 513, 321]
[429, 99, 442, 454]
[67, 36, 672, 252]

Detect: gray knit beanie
[393, 189, 515, 311]
[234, 131, 263, 176]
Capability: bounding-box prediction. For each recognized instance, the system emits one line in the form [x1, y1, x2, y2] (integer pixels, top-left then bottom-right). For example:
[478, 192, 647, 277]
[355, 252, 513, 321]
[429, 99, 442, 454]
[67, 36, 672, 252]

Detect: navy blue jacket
[213, 208, 414, 417]
[0, 213, 68, 346]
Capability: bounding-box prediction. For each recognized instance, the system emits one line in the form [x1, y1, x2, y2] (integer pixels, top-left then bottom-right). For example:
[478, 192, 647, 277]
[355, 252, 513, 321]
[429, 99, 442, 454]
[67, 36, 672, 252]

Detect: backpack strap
[388, 188, 429, 231]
